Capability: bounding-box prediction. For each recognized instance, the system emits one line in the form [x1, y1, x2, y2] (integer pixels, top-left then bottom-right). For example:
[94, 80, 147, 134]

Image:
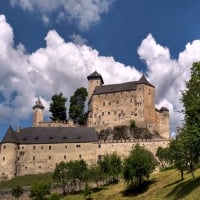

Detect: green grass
[1, 170, 200, 199]
[62, 169, 200, 200]
[0, 173, 52, 190]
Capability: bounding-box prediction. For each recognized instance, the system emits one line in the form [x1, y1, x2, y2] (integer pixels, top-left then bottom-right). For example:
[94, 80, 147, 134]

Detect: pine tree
[49, 93, 67, 122]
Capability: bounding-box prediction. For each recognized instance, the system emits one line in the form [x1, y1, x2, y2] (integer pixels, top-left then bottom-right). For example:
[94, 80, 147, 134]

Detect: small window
[102, 112, 104, 116]
[76, 144, 81, 148]
[65, 145, 67, 149]
[64, 155, 66, 160]
[116, 100, 119, 104]
[103, 102, 105, 106]
[33, 156, 35, 161]
[3, 157, 5, 161]
[109, 102, 111, 105]
[41, 146, 43, 150]
[79, 154, 82, 159]
[33, 146, 36, 150]
[114, 111, 117, 115]
[49, 145, 52, 150]
[108, 112, 110, 115]
[49, 156, 51, 160]
[3, 145, 6, 149]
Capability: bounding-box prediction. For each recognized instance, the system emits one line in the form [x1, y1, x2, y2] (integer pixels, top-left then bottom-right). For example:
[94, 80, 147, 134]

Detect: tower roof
[33, 97, 44, 110]
[137, 75, 154, 88]
[1, 126, 19, 144]
[87, 71, 104, 84]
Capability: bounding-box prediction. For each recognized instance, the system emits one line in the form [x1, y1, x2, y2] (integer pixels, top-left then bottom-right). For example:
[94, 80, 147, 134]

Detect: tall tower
[32, 97, 44, 127]
[87, 71, 104, 100]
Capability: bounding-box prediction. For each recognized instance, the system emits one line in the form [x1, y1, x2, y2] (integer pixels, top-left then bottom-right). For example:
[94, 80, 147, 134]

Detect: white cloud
[70, 33, 87, 46]
[1, 15, 200, 137]
[9, 0, 114, 30]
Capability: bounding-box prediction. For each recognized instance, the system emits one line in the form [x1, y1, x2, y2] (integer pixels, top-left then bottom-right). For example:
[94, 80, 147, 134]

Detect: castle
[0, 71, 169, 180]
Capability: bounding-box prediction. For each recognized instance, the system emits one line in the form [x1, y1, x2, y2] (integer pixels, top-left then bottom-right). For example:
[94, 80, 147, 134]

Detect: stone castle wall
[0, 139, 169, 180]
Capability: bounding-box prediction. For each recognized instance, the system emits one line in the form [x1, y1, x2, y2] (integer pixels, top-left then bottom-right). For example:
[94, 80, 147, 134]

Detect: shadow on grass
[165, 176, 200, 200]
[122, 179, 156, 197]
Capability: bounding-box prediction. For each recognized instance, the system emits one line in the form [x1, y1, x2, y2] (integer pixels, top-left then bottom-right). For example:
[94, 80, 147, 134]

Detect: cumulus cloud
[137, 33, 199, 133]
[0, 15, 199, 137]
[9, 0, 114, 30]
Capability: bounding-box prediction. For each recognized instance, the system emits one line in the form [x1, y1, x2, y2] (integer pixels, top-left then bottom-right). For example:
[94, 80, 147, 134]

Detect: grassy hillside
[0, 169, 200, 199]
[62, 169, 200, 200]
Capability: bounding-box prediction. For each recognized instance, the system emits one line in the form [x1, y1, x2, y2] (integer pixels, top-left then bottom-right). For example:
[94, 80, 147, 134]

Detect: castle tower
[32, 97, 44, 127]
[136, 75, 155, 125]
[87, 71, 104, 100]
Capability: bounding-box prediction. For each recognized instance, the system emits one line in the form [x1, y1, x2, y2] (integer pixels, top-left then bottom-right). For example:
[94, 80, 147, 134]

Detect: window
[103, 102, 105, 106]
[3, 145, 6, 149]
[65, 145, 67, 149]
[49, 156, 51, 160]
[79, 154, 82, 159]
[3, 157, 5, 161]
[108, 112, 110, 115]
[41, 146, 43, 150]
[116, 100, 119, 104]
[64, 155, 66, 160]
[33, 146, 36, 150]
[76, 144, 81, 148]
[109, 102, 111, 105]
[114, 111, 117, 114]
[102, 112, 104, 116]
[33, 156, 35, 161]
[49, 145, 52, 150]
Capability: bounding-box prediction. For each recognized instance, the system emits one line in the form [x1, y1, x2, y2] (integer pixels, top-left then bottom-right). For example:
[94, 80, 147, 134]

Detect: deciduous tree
[123, 144, 157, 186]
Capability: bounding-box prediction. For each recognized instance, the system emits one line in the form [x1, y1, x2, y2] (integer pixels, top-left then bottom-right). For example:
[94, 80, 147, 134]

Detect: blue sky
[1, 0, 200, 139]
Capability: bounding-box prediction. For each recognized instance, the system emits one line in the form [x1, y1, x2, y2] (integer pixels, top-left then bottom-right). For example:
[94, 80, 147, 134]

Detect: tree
[98, 152, 122, 183]
[49, 93, 67, 122]
[11, 185, 23, 200]
[52, 161, 69, 195]
[123, 144, 157, 186]
[180, 62, 200, 179]
[87, 165, 103, 188]
[29, 182, 50, 200]
[69, 159, 88, 191]
[69, 87, 88, 125]
[156, 146, 171, 168]
[169, 136, 187, 180]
